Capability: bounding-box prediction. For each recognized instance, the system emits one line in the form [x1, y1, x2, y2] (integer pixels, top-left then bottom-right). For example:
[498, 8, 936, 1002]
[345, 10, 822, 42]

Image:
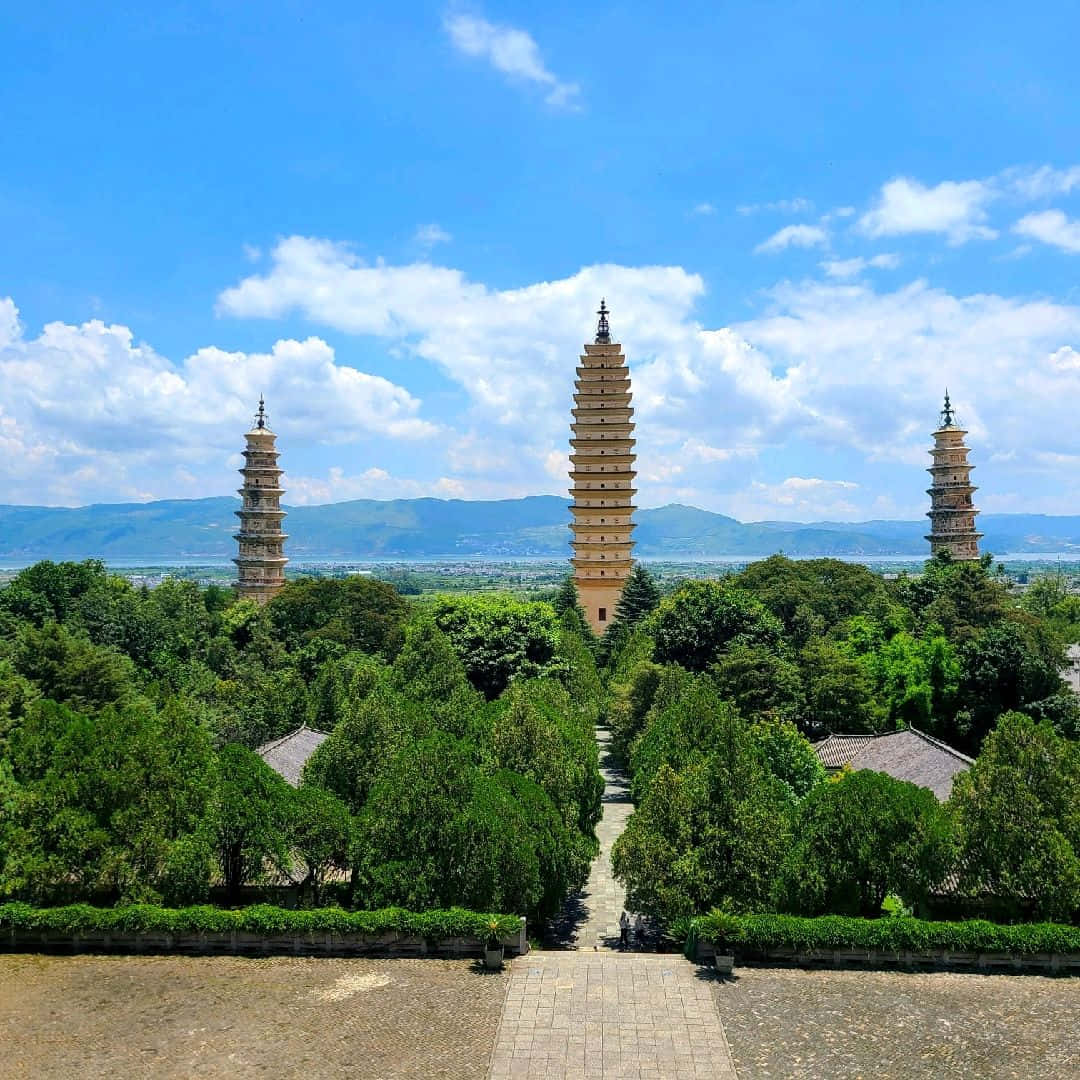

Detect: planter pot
[484, 945, 505, 971]
[714, 954, 735, 975]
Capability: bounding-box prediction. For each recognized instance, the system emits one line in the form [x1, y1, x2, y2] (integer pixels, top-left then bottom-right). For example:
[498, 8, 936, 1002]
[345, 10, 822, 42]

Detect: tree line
[600, 555, 1080, 925]
[0, 561, 603, 923]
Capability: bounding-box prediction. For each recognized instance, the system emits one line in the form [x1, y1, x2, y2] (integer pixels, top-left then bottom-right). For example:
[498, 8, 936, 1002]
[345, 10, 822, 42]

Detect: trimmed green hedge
[689, 911, 1080, 958]
[0, 903, 522, 940]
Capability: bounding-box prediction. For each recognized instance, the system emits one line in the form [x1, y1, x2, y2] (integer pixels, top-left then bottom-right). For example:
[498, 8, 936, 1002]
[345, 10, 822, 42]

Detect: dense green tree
[955, 622, 1065, 751]
[649, 580, 784, 672]
[289, 784, 352, 904]
[267, 576, 409, 656]
[607, 658, 663, 761]
[799, 637, 881, 734]
[352, 732, 551, 918]
[211, 745, 293, 902]
[894, 555, 1008, 641]
[11, 621, 136, 712]
[950, 712, 1080, 921]
[0, 559, 108, 627]
[552, 575, 588, 625]
[1, 696, 214, 903]
[776, 770, 955, 916]
[749, 719, 826, 799]
[734, 556, 889, 642]
[710, 643, 805, 724]
[606, 563, 661, 639]
[613, 710, 794, 922]
[303, 686, 424, 815]
[430, 595, 560, 699]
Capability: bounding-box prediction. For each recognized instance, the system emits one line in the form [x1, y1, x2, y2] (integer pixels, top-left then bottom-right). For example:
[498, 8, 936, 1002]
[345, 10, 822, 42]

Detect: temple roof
[256, 724, 329, 786]
[812, 727, 973, 801]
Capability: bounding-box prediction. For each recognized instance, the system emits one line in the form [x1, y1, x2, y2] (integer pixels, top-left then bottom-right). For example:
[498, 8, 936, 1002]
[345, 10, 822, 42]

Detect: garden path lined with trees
[545, 725, 633, 950]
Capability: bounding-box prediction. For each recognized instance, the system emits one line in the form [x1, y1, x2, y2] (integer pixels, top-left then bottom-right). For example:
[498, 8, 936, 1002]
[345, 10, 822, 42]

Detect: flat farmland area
[713, 966, 1080, 1079]
[0, 953, 508, 1079]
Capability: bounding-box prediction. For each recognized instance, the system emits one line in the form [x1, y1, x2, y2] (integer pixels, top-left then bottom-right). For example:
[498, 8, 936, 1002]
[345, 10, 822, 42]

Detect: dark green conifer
[608, 563, 661, 637]
[552, 574, 588, 622]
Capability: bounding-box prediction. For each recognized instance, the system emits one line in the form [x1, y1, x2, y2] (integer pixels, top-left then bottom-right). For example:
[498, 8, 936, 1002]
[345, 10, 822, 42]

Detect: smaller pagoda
[925, 391, 982, 561]
[234, 396, 288, 603]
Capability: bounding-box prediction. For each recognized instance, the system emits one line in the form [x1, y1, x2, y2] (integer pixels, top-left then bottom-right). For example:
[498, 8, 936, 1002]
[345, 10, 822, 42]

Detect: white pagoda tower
[569, 301, 637, 634]
[233, 397, 288, 603]
[926, 391, 982, 561]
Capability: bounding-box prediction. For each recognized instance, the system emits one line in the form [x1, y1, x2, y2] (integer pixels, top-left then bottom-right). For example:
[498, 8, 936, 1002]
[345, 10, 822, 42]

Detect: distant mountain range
[2, 496, 1080, 562]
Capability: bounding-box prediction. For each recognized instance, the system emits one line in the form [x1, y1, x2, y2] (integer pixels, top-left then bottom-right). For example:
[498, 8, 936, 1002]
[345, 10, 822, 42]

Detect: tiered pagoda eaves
[234, 397, 288, 603]
[569, 301, 637, 634]
[926, 391, 981, 561]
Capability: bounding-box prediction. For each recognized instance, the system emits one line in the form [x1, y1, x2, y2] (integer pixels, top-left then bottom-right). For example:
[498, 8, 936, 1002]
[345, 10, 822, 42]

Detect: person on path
[619, 910, 630, 949]
[633, 913, 645, 951]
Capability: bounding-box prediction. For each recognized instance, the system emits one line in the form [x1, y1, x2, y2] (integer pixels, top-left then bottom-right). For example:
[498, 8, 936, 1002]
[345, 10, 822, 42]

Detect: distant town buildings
[233, 397, 288, 603]
[926, 391, 982, 561]
[569, 301, 638, 634]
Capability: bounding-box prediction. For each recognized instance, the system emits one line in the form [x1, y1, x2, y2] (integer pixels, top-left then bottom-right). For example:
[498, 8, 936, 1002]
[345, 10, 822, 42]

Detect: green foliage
[551, 575, 588, 625]
[650, 580, 784, 672]
[691, 910, 1080, 956]
[613, 702, 795, 922]
[749, 719, 825, 799]
[776, 770, 956, 916]
[211, 745, 292, 901]
[0, 901, 522, 940]
[11, 621, 136, 713]
[430, 594, 560, 699]
[605, 563, 661, 644]
[289, 785, 352, 903]
[352, 731, 562, 921]
[710, 643, 805, 724]
[950, 712, 1080, 922]
[1, 696, 214, 903]
[734, 556, 889, 644]
[266, 576, 409, 656]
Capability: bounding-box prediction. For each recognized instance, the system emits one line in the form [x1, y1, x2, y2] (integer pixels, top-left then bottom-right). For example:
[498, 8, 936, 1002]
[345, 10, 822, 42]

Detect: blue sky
[3, 1, 1080, 519]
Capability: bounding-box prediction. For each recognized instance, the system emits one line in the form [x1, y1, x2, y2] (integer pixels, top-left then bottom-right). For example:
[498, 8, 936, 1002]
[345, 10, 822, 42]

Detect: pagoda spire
[940, 389, 954, 428]
[569, 303, 637, 634]
[925, 392, 981, 561]
[233, 398, 288, 603]
[595, 298, 611, 344]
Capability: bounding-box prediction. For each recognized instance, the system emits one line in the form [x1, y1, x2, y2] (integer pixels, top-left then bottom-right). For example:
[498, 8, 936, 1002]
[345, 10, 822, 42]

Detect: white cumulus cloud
[821, 253, 900, 279]
[1014, 209, 1080, 254]
[443, 12, 580, 108]
[754, 224, 828, 254]
[858, 177, 997, 244]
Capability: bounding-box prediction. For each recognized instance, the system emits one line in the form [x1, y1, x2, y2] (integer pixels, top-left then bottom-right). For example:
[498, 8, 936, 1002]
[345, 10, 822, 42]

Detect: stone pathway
[488, 953, 736, 1079]
[488, 726, 737, 1078]
[547, 725, 634, 950]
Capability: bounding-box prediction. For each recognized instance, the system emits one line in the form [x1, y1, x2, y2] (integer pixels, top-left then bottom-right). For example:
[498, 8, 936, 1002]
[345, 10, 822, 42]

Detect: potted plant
[483, 918, 505, 970]
[707, 910, 738, 975]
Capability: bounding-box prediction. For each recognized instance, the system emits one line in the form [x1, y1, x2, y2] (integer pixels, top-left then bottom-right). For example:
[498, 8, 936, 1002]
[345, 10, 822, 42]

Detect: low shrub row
[0, 902, 522, 940]
[688, 910, 1080, 958]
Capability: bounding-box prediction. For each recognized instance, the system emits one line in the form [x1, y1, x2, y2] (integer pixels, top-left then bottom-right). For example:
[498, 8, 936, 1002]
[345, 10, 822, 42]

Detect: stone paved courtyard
[713, 966, 1080, 1079]
[0, 953, 507, 1079]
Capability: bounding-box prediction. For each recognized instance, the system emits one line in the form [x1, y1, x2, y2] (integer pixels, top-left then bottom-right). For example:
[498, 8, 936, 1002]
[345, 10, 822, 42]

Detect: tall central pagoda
[925, 391, 982, 561]
[569, 300, 637, 634]
[234, 397, 288, 603]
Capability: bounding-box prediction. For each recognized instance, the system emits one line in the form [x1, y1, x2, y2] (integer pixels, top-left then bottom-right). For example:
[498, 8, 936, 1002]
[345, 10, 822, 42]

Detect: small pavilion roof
[812, 727, 974, 801]
[256, 724, 329, 786]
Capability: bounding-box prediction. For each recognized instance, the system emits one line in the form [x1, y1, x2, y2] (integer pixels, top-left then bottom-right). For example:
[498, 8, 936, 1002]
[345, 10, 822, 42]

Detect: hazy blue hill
[2, 497, 1080, 562]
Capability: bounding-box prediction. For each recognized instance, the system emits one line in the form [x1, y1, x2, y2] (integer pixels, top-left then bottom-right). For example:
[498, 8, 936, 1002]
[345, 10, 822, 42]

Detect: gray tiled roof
[812, 728, 973, 801]
[256, 725, 329, 786]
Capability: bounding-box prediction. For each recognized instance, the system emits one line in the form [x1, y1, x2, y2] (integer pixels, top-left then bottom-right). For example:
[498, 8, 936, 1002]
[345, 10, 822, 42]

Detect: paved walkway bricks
[488, 953, 736, 1079]
[487, 726, 737, 1078]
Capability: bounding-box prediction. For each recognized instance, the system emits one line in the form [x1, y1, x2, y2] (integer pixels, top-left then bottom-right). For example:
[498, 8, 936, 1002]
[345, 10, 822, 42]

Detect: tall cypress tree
[608, 563, 661, 637]
[553, 574, 587, 621]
